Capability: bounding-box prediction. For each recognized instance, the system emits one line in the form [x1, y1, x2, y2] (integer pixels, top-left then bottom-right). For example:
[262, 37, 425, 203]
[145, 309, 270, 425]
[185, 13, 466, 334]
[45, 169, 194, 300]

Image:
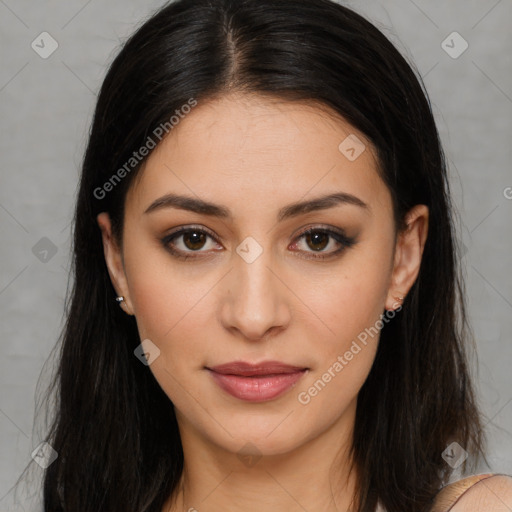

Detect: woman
[36, 0, 512, 510]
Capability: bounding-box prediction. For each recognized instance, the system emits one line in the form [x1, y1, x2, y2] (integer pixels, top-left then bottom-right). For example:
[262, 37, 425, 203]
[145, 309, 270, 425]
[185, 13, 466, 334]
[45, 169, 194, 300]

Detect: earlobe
[96, 212, 134, 316]
[385, 204, 429, 311]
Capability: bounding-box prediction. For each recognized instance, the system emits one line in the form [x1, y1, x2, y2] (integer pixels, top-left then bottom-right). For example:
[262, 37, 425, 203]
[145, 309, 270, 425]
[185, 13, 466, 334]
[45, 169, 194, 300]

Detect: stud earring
[392, 294, 404, 310]
[115, 295, 134, 316]
[386, 293, 404, 312]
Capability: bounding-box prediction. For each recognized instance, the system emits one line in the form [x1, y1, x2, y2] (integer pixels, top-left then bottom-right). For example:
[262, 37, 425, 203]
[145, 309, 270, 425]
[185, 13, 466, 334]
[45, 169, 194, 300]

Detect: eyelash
[161, 224, 357, 261]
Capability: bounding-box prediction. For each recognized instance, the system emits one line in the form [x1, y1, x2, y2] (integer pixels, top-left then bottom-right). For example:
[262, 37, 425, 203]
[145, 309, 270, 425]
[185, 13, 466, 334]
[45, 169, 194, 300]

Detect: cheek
[122, 233, 206, 339]
[122, 240, 226, 399]
[292, 282, 386, 437]
[129, 275, 218, 375]
[125, 258, 213, 405]
[303, 254, 392, 348]
[291, 251, 392, 411]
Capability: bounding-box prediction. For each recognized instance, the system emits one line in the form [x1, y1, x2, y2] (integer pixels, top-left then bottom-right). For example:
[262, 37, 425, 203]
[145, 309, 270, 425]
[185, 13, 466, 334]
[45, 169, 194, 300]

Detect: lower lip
[208, 369, 307, 402]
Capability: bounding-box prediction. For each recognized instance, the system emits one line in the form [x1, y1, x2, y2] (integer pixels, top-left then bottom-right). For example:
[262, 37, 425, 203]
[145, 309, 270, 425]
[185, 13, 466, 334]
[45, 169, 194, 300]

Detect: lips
[206, 360, 308, 402]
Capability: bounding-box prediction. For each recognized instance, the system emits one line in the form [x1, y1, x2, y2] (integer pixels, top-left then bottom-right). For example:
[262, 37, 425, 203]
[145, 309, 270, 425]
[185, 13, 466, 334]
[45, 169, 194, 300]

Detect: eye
[161, 224, 357, 261]
[161, 226, 222, 260]
[289, 226, 357, 260]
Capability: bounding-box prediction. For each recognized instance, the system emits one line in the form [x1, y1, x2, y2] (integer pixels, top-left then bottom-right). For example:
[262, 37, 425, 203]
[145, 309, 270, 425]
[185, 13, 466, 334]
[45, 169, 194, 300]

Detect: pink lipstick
[206, 361, 307, 402]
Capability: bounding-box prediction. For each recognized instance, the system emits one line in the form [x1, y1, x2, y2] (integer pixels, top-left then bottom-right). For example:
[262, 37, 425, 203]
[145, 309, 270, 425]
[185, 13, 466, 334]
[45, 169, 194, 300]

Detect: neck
[163, 398, 360, 512]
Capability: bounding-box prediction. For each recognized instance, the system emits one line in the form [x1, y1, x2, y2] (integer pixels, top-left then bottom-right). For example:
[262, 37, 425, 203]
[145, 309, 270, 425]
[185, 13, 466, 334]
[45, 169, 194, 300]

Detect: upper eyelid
[169, 224, 217, 237]
[166, 223, 345, 238]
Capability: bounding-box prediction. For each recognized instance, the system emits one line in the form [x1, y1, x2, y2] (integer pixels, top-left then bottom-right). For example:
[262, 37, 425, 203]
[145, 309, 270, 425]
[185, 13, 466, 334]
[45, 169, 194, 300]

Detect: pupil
[307, 232, 328, 251]
[184, 232, 206, 250]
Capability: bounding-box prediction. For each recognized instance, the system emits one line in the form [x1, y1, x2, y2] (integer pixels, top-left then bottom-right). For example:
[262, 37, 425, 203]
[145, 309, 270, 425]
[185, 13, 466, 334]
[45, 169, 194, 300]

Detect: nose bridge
[220, 237, 290, 340]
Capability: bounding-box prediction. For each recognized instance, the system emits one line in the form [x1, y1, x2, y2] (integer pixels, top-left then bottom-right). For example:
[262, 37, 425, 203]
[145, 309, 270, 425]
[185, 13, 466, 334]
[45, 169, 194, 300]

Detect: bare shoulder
[447, 474, 512, 511]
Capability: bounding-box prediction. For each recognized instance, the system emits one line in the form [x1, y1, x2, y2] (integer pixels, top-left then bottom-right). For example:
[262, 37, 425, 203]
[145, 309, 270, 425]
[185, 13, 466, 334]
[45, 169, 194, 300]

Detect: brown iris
[305, 231, 329, 251]
[183, 231, 207, 250]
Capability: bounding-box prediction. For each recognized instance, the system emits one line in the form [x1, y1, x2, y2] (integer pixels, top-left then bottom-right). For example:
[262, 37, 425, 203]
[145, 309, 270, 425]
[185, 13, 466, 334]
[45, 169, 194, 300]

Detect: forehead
[126, 93, 389, 219]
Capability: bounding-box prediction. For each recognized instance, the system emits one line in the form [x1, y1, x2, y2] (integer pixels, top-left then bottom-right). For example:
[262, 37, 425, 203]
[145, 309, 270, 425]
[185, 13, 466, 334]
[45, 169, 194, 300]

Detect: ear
[96, 212, 134, 315]
[385, 204, 429, 311]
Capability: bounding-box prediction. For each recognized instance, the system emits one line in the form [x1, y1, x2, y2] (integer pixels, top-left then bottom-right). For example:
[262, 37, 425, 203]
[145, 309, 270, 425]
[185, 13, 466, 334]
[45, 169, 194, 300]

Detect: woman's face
[98, 92, 427, 458]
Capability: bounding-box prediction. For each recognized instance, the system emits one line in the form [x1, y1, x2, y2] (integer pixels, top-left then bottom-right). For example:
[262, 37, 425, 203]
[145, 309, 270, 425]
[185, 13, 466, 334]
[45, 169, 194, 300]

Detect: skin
[97, 92, 429, 512]
[433, 475, 512, 512]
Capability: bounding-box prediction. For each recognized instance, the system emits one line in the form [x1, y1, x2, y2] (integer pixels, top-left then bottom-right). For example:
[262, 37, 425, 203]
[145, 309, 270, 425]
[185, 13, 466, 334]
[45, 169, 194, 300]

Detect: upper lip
[207, 360, 307, 376]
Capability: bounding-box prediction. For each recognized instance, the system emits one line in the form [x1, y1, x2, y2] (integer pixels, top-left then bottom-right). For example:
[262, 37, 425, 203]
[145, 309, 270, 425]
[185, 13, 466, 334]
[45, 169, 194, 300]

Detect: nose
[219, 247, 291, 342]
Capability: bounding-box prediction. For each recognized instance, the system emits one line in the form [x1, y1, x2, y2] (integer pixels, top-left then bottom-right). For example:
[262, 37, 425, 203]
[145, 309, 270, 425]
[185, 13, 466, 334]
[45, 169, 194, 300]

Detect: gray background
[1, 0, 511, 510]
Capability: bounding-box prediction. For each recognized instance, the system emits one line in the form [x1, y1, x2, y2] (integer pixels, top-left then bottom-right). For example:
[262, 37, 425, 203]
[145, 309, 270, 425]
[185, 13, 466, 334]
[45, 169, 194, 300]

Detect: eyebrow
[143, 192, 370, 221]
